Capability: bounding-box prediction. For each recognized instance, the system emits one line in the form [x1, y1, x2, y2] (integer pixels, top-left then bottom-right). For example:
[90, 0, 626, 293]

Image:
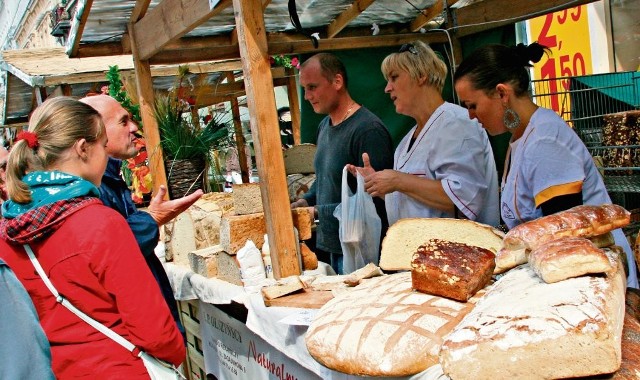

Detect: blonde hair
[381, 40, 447, 93]
[7, 96, 105, 203]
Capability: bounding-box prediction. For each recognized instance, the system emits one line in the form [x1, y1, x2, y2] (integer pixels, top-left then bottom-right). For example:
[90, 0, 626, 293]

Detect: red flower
[203, 114, 213, 124]
[270, 56, 276, 65]
[291, 57, 300, 69]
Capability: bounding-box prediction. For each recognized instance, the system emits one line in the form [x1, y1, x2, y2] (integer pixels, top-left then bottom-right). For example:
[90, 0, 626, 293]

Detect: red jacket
[0, 203, 185, 379]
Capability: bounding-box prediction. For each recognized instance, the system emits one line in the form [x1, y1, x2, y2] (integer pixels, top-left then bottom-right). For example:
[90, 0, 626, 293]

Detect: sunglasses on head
[399, 44, 418, 55]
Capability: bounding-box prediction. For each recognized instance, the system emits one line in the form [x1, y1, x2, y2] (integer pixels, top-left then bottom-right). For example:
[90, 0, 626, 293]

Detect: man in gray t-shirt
[291, 53, 394, 274]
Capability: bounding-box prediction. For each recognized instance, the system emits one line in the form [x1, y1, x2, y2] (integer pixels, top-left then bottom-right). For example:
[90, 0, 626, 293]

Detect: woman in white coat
[349, 40, 500, 227]
[453, 42, 638, 288]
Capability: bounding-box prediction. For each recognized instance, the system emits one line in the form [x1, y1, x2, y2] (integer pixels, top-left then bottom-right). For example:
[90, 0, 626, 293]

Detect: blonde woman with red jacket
[0, 97, 184, 378]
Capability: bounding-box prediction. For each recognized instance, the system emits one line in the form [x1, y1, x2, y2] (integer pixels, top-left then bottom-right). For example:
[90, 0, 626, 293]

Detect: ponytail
[5, 96, 104, 204]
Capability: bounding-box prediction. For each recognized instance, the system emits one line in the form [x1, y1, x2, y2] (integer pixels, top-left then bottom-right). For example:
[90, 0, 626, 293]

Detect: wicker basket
[165, 158, 206, 199]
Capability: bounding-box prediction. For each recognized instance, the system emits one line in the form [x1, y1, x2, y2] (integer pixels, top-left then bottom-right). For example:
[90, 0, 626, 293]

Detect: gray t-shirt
[303, 106, 394, 254]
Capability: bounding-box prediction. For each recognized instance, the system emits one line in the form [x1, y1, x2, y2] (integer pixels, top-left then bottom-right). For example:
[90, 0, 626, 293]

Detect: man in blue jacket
[82, 95, 202, 337]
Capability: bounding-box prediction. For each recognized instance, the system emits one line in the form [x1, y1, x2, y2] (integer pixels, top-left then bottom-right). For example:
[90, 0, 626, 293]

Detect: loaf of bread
[231, 183, 263, 215]
[411, 239, 495, 301]
[590, 232, 616, 248]
[283, 143, 316, 174]
[496, 204, 630, 274]
[188, 245, 242, 286]
[529, 236, 616, 283]
[305, 272, 483, 377]
[299, 242, 318, 270]
[440, 261, 626, 379]
[504, 204, 630, 251]
[380, 218, 504, 271]
[609, 288, 640, 379]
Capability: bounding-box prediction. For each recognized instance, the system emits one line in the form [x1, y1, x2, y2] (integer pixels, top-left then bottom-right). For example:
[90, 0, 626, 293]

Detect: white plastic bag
[333, 166, 382, 274]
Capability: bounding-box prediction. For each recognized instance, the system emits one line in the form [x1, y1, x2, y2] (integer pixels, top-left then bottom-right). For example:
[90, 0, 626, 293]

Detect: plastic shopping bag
[333, 166, 382, 274]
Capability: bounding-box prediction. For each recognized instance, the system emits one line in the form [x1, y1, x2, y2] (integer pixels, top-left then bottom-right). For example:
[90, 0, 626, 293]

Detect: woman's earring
[503, 108, 520, 130]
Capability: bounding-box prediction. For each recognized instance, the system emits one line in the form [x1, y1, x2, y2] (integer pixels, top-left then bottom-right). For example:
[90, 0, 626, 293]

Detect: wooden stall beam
[130, 0, 152, 23]
[128, 23, 169, 199]
[233, 0, 300, 278]
[453, 0, 598, 36]
[132, 0, 233, 61]
[192, 76, 288, 107]
[285, 68, 301, 145]
[327, 0, 375, 38]
[67, 0, 94, 57]
[75, 27, 449, 61]
[410, 0, 460, 32]
[225, 72, 250, 184]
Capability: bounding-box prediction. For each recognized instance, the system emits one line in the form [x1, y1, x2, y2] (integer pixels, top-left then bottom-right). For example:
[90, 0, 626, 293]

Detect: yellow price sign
[529, 5, 593, 121]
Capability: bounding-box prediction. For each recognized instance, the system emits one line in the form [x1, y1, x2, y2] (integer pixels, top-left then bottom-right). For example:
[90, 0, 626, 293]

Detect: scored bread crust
[440, 262, 626, 380]
[529, 236, 616, 283]
[380, 218, 504, 271]
[504, 204, 630, 251]
[305, 272, 483, 377]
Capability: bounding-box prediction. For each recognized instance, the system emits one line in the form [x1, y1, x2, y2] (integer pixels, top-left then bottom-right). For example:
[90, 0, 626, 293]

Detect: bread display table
[166, 263, 446, 380]
[166, 262, 640, 380]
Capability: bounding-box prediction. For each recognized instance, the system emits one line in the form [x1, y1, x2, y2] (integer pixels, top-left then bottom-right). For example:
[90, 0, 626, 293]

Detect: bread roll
[440, 262, 626, 379]
[305, 272, 483, 377]
[411, 239, 495, 301]
[529, 236, 616, 283]
[380, 218, 504, 271]
[590, 232, 615, 248]
[495, 204, 630, 274]
[504, 204, 630, 251]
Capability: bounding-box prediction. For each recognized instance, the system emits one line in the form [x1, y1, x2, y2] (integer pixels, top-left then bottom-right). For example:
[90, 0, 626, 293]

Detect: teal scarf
[2, 171, 100, 219]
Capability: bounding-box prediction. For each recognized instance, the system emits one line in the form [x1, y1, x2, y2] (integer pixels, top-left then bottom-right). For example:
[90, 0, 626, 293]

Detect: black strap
[288, 0, 319, 49]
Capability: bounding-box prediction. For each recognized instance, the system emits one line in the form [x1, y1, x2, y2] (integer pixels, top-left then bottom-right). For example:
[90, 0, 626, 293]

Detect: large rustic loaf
[529, 236, 616, 283]
[305, 272, 483, 377]
[495, 204, 630, 274]
[380, 218, 504, 271]
[440, 261, 626, 379]
[411, 239, 495, 301]
[219, 208, 313, 254]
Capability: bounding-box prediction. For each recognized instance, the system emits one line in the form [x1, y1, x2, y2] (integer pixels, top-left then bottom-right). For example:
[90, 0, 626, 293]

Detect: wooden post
[128, 22, 169, 199]
[225, 72, 250, 184]
[232, 0, 300, 278]
[285, 68, 301, 145]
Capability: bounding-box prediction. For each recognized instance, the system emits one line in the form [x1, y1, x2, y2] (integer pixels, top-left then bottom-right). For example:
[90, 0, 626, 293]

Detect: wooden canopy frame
[63, 0, 597, 278]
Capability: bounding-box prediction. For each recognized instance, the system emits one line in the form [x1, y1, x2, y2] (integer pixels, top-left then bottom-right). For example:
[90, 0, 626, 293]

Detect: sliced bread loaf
[379, 218, 504, 271]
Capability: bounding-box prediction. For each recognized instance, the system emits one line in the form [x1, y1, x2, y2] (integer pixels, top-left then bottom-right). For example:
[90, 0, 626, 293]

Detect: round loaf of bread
[305, 272, 483, 376]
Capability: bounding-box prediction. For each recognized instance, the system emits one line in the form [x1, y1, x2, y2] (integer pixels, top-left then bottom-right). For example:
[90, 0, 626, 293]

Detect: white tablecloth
[164, 262, 448, 379]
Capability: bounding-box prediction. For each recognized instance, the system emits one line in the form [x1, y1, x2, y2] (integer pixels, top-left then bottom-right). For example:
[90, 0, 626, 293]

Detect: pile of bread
[305, 204, 631, 379]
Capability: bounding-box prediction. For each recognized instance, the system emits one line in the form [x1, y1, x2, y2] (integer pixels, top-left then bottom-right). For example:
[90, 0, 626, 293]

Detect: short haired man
[291, 53, 394, 274]
[81, 95, 202, 336]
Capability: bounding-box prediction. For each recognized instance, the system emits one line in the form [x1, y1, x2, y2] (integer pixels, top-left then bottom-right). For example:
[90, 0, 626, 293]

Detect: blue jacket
[0, 258, 55, 379]
[99, 158, 185, 336]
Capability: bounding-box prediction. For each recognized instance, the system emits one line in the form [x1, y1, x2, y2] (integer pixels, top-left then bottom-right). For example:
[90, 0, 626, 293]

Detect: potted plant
[155, 67, 232, 198]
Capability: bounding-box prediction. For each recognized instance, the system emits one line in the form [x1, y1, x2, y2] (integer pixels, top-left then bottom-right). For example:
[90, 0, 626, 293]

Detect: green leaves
[106, 66, 142, 127]
[155, 95, 232, 162]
